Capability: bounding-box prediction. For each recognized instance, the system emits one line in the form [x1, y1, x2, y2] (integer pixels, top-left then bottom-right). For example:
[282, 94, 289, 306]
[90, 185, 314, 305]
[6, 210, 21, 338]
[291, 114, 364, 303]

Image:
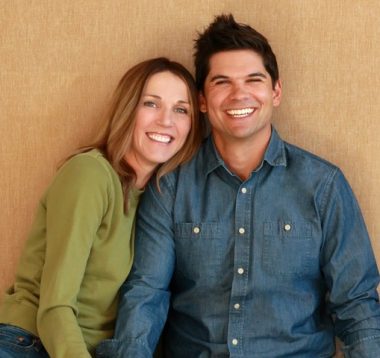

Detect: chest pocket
[174, 222, 229, 280]
[262, 220, 316, 278]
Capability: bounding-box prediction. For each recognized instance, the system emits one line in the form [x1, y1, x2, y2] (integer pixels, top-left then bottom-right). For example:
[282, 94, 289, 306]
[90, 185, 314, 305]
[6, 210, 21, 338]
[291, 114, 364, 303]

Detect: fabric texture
[97, 128, 380, 357]
[0, 324, 49, 358]
[0, 150, 141, 357]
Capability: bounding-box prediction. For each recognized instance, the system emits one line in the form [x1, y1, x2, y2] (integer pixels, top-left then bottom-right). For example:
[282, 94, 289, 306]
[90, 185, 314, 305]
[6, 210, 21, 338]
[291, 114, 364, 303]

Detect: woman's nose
[157, 108, 174, 127]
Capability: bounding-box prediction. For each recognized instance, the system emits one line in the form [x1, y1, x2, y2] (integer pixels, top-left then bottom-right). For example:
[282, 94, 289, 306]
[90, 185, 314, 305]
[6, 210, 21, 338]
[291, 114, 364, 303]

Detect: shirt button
[238, 227, 245, 234]
[237, 268, 244, 275]
[232, 338, 238, 346]
[234, 303, 240, 310]
[241, 187, 247, 194]
[284, 224, 291, 231]
[193, 227, 200, 234]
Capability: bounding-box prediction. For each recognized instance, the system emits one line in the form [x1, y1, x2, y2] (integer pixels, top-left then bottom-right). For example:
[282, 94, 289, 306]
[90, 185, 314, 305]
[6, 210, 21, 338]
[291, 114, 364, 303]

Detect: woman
[0, 57, 204, 357]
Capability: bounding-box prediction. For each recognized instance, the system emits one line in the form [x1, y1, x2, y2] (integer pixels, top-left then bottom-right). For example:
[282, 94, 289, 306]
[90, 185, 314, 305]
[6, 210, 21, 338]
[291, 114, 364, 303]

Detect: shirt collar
[202, 126, 287, 177]
[263, 127, 287, 167]
[202, 136, 223, 176]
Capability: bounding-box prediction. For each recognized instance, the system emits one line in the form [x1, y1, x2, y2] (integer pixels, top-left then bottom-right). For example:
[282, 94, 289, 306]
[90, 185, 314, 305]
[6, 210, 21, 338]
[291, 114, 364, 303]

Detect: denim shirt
[96, 128, 380, 358]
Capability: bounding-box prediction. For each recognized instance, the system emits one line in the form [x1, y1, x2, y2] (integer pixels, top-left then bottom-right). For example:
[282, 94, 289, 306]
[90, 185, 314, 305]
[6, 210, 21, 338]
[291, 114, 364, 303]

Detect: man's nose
[229, 82, 249, 100]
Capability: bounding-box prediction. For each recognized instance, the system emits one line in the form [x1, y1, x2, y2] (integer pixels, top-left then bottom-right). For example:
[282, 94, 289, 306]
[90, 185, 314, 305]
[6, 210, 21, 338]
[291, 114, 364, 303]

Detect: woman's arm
[37, 154, 109, 358]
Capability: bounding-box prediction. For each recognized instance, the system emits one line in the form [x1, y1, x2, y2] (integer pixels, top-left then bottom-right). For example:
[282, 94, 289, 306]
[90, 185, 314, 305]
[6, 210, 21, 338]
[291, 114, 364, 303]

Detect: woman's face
[127, 71, 192, 174]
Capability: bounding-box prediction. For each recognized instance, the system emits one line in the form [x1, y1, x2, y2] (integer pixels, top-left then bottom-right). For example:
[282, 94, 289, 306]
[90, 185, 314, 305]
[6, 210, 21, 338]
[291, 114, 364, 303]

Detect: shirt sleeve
[37, 155, 110, 358]
[319, 168, 380, 357]
[96, 176, 175, 358]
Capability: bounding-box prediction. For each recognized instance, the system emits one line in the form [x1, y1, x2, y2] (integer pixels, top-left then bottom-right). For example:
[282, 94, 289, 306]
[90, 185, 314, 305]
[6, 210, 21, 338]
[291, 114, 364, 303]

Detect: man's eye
[214, 80, 229, 85]
[247, 78, 262, 83]
[175, 107, 188, 114]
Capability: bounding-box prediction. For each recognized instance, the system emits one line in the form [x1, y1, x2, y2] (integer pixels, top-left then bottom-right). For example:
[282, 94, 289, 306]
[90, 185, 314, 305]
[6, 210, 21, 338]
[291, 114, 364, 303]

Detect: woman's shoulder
[62, 149, 114, 177]
[49, 149, 116, 194]
[67, 148, 107, 166]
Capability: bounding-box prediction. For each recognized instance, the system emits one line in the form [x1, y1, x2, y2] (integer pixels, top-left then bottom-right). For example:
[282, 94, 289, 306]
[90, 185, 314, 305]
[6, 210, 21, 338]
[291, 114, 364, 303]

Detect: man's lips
[226, 107, 255, 118]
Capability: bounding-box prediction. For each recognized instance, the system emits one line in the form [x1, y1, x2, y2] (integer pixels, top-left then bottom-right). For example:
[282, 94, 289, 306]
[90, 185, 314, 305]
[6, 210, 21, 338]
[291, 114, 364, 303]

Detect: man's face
[200, 50, 282, 149]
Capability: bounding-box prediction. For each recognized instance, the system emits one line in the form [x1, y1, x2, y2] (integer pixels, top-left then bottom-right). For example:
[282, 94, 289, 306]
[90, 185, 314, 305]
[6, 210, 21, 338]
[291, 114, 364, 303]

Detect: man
[97, 14, 380, 357]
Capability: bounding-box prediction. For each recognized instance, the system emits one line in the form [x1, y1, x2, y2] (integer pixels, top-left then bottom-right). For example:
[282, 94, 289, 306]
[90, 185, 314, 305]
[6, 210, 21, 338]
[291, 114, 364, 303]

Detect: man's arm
[320, 168, 380, 357]
[96, 176, 176, 358]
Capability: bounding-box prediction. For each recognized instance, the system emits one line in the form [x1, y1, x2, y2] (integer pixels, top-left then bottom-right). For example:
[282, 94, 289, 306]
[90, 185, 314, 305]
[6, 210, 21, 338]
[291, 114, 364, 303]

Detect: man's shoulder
[283, 140, 339, 173]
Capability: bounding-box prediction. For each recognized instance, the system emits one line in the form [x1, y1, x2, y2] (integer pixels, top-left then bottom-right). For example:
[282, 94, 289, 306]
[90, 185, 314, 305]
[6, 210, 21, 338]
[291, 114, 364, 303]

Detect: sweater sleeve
[36, 154, 110, 358]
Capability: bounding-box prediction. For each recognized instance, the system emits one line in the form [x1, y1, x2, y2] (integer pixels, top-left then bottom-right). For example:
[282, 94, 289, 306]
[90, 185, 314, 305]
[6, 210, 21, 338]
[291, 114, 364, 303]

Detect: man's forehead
[207, 49, 267, 77]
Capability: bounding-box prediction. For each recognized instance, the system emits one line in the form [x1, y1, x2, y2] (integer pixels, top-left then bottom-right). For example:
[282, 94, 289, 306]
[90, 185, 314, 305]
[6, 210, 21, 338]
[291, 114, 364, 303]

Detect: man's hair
[194, 14, 279, 90]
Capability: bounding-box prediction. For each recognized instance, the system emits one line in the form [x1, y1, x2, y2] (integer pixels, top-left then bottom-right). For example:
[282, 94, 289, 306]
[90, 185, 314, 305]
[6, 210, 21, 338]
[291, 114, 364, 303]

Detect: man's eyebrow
[209, 72, 267, 82]
[248, 72, 267, 78]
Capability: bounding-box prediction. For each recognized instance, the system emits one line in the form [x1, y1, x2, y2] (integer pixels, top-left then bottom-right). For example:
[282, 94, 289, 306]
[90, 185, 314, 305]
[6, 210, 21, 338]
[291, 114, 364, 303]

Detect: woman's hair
[73, 57, 204, 211]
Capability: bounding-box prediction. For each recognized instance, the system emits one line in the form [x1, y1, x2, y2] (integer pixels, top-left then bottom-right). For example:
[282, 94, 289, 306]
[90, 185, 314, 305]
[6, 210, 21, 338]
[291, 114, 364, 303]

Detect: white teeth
[226, 108, 254, 117]
[147, 133, 172, 143]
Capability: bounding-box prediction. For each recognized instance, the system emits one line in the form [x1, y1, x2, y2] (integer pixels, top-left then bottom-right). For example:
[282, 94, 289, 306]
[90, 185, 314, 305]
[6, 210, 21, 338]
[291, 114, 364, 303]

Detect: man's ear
[199, 92, 207, 113]
[272, 79, 282, 107]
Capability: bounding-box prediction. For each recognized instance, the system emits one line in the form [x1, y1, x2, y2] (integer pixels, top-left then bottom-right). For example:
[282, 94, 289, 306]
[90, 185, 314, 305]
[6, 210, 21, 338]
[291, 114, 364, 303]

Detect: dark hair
[71, 57, 205, 212]
[194, 14, 279, 90]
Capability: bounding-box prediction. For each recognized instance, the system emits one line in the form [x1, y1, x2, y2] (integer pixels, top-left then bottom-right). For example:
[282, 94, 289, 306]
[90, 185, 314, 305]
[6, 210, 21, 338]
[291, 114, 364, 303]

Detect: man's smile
[226, 107, 255, 118]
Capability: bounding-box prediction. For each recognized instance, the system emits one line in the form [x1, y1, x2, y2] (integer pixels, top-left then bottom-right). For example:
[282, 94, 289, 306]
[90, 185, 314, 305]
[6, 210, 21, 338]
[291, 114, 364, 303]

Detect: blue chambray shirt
[96, 128, 380, 358]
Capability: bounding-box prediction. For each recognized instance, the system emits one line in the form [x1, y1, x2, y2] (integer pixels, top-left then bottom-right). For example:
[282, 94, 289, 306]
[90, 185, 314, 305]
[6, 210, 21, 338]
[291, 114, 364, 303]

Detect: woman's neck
[124, 152, 156, 190]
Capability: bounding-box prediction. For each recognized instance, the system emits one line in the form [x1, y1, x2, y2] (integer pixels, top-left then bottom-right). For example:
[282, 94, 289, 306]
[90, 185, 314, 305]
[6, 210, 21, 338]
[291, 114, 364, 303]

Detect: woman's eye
[143, 101, 157, 108]
[174, 107, 188, 115]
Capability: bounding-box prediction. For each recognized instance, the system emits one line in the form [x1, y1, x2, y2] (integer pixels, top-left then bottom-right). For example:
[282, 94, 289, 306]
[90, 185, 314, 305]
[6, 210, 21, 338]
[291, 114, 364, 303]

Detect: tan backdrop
[0, 1, 379, 353]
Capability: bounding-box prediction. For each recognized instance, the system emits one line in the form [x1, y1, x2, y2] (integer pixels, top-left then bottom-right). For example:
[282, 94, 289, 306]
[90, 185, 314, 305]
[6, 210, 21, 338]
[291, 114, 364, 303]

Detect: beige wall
[1, 0, 379, 318]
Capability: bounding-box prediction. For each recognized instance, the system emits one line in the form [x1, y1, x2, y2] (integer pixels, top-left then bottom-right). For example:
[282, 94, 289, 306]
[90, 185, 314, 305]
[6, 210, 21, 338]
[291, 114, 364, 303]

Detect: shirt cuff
[95, 338, 152, 358]
[342, 335, 380, 358]
[95, 339, 120, 357]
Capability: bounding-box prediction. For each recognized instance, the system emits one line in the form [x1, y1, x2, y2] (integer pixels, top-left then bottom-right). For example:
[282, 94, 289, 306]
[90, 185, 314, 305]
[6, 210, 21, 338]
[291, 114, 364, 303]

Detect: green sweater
[0, 150, 141, 357]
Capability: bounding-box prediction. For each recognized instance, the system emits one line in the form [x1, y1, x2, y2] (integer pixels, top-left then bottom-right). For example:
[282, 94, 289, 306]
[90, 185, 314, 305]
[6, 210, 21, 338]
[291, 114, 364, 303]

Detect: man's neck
[213, 132, 271, 181]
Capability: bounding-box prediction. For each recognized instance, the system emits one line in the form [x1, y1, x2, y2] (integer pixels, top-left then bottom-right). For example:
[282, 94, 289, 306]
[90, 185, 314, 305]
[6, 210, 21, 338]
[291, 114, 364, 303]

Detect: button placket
[228, 182, 254, 355]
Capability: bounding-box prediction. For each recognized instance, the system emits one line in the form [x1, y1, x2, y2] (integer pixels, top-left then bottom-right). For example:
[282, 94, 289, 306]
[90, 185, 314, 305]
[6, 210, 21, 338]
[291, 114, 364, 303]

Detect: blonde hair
[73, 57, 205, 212]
